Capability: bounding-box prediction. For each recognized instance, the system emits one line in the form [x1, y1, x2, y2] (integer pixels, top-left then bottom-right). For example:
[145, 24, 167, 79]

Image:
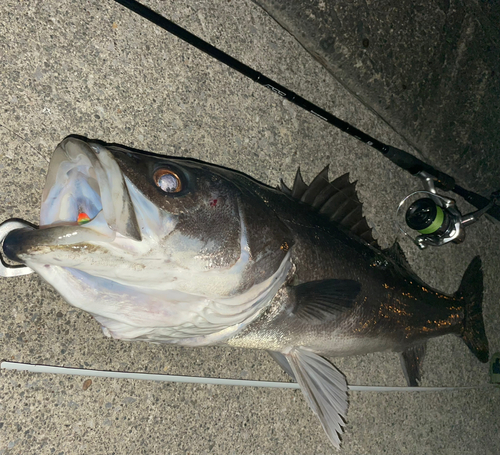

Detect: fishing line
[0, 124, 49, 164]
[2, 361, 496, 392]
[111, 0, 500, 223]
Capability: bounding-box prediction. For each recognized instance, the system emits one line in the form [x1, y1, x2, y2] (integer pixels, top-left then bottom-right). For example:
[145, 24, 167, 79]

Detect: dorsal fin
[281, 168, 379, 248]
[292, 168, 308, 199]
[383, 241, 411, 270]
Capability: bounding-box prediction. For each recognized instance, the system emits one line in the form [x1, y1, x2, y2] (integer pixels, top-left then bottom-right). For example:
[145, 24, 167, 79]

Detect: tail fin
[457, 256, 489, 363]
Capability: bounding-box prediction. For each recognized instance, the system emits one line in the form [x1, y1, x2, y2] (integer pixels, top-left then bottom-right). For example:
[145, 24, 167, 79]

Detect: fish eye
[153, 169, 182, 193]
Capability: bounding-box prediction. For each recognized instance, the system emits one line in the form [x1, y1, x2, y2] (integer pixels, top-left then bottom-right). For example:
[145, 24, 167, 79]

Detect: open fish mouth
[2, 137, 148, 266]
[40, 137, 141, 241]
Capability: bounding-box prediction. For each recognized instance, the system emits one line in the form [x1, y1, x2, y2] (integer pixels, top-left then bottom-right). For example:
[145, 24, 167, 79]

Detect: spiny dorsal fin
[292, 168, 308, 199]
[302, 166, 330, 205]
[279, 179, 292, 195]
[281, 168, 379, 248]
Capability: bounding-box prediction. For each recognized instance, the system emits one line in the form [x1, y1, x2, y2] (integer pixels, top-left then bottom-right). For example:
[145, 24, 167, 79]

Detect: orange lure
[77, 212, 91, 225]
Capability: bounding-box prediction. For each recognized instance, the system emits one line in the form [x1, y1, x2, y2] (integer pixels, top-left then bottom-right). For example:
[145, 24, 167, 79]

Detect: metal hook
[0, 219, 36, 277]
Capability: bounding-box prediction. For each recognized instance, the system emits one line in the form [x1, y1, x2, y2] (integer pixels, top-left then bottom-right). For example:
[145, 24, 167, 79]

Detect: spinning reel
[397, 172, 499, 249]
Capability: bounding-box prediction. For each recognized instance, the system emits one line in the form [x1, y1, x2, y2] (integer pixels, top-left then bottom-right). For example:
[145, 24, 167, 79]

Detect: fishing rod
[112, 0, 500, 249]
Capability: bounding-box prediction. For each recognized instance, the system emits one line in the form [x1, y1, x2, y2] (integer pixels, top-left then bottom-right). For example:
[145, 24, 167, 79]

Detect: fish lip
[2, 224, 112, 264]
[40, 137, 141, 241]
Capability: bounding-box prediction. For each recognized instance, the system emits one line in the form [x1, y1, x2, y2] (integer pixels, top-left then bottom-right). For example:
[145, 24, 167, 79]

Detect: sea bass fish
[3, 137, 489, 448]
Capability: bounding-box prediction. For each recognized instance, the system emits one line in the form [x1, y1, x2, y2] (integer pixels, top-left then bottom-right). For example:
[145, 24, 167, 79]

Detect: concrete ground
[0, 1, 499, 454]
[253, 0, 500, 195]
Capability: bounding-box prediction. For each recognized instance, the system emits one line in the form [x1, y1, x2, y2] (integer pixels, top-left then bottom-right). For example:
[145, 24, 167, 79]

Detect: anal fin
[286, 347, 348, 449]
[399, 343, 426, 387]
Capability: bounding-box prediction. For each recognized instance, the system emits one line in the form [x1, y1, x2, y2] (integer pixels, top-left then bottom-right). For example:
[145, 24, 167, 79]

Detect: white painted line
[2, 361, 497, 392]
[1, 361, 300, 389]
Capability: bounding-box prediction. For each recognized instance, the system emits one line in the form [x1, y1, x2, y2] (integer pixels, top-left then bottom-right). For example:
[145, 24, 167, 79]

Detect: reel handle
[453, 185, 500, 224]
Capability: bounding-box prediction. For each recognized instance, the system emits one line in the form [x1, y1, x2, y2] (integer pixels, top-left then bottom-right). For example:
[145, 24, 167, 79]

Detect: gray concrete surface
[0, 0, 499, 454]
[253, 0, 500, 195]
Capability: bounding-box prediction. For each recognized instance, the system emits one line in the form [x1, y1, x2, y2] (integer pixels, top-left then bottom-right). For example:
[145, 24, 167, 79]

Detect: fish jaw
[41, 137, 142, 240]
[5, 137, 176, 281]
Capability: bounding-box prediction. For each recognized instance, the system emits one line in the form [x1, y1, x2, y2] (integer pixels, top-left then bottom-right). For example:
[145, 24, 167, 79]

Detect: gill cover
[107, 144, 295, 290]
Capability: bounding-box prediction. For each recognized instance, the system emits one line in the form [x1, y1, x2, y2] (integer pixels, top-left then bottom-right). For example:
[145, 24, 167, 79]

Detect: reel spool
[396, 191, 464, 249]
[396, 172, 498, 249]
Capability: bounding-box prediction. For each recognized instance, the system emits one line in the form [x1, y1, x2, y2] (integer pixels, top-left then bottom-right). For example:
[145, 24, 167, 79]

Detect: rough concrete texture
[0, 1, 499, 454]
[252, 0, 500, 195]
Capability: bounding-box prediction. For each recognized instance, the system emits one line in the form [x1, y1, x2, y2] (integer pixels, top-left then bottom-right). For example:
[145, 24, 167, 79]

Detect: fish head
[4, 137, 292, 343]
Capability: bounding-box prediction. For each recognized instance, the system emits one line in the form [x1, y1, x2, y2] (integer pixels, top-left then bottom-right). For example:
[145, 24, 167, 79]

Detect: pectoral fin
[399, 343, 426, 386]
[286, 347, 348, 449]
[290, 279, 361, 322]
